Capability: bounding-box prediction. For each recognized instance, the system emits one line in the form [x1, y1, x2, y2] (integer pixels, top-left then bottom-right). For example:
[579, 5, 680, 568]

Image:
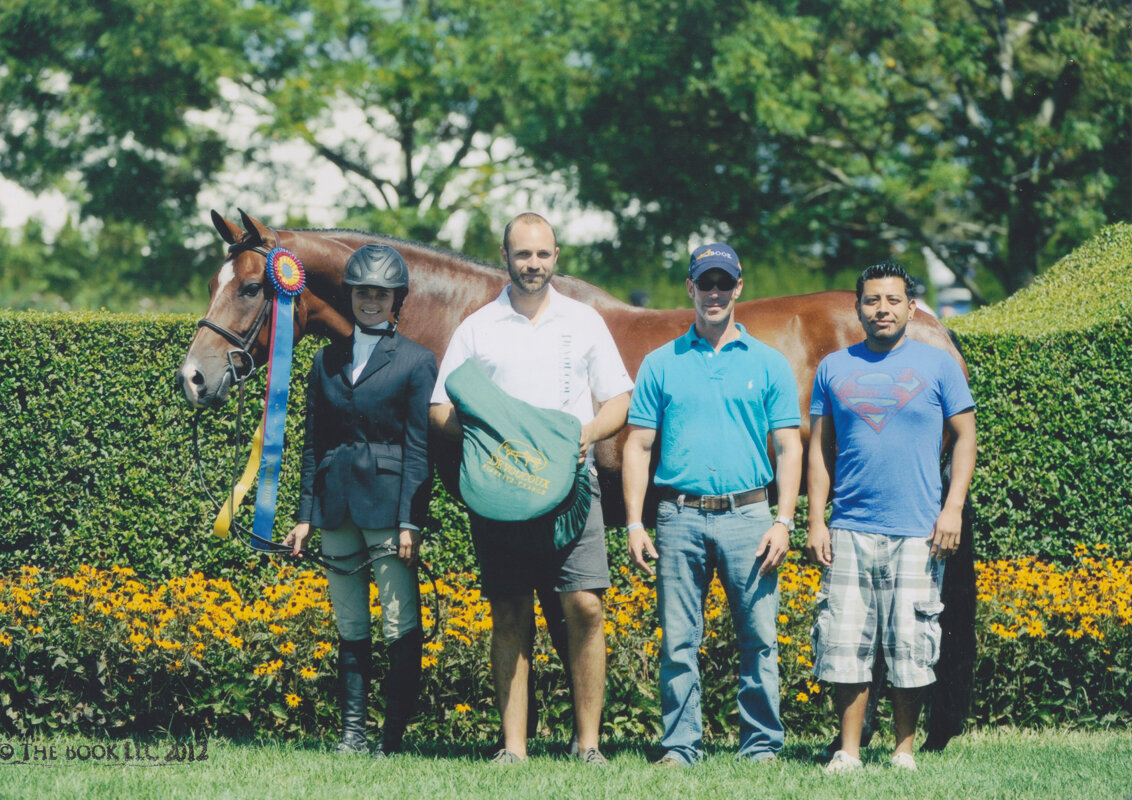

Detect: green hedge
[0, 314, 473, 584]
[1, 223, 1129, 576]
[949, 222, 1132, 559]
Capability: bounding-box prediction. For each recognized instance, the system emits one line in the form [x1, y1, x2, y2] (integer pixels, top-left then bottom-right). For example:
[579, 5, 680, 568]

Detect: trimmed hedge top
[949, 222, 1132, 336]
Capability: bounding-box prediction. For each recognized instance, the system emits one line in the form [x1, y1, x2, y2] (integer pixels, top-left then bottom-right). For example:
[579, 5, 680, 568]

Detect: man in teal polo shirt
[622, 243, 803, 765]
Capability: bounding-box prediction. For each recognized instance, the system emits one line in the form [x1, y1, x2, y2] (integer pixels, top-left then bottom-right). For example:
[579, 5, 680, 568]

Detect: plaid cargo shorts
[810, 528, 945, 688]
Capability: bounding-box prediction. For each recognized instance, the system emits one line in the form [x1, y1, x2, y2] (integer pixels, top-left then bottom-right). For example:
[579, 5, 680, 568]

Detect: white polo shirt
[431, 285, 632, 425]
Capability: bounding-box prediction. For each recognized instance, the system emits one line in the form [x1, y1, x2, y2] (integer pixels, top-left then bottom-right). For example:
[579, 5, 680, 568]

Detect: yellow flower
[300, 667, 318, 680]
[254, 659, 284, 677]
[280, 641, 296, 655]
[285, 694, 301, 708]
[455, 703, 472, 714]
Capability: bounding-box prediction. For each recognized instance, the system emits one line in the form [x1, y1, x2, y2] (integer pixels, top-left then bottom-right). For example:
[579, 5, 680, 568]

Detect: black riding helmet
[344, 244, 410, 323]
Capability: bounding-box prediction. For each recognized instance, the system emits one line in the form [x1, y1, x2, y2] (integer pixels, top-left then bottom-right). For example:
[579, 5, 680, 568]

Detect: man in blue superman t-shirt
[806, 260, 977, 773]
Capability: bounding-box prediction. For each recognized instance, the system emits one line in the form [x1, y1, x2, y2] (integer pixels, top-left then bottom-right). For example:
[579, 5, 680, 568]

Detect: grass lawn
[0, 729, 1128, 800]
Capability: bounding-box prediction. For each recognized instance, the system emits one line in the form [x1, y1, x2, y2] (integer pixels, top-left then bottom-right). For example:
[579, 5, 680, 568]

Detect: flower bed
[1, 548, 1127, 740]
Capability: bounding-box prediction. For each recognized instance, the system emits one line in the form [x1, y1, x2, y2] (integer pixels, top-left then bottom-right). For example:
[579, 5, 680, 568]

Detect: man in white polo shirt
[430, 212, 632, 765]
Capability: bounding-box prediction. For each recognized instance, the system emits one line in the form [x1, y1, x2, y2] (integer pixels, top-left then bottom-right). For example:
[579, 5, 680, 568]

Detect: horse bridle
[195, 239, 275, 387]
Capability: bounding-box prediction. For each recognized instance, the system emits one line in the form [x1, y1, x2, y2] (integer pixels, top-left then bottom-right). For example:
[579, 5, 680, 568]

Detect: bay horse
[178, 210, 966, 469]
[179, 210, 974, 749]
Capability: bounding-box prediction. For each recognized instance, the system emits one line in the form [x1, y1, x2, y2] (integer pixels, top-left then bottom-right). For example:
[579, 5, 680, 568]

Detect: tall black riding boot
[335, 638, 371, 754]
[376, 627, 422, 756]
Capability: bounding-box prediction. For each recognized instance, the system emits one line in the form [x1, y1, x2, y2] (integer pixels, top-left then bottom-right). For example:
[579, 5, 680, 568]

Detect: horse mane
[281, 227, 499, 269]
[277, 225, 630, 310]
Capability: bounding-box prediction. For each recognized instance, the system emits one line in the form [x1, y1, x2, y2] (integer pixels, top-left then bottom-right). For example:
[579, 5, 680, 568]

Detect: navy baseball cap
[689, 243, 741, 280]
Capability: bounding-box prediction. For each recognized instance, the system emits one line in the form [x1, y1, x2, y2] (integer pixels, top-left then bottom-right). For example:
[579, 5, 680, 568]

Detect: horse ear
[211, 210, 241, 245]
[237, 209, 276, 248]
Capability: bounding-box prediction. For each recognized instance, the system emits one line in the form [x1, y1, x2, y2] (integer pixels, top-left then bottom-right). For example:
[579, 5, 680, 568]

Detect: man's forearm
[943, 413, 977, 513]
[429, 402, 462, 440]
[806, 417, 835, 523]
[621, 428, 654, 525]
[584, 392, 631, 444]
[772, 428, 803, 519]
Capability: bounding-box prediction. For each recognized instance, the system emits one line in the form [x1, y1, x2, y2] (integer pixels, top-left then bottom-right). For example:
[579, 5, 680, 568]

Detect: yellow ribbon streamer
[212, 415, 266, 538]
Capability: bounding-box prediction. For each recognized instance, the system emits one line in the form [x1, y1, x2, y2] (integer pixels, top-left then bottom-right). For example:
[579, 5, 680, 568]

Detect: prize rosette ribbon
[212, 248, 305, 548]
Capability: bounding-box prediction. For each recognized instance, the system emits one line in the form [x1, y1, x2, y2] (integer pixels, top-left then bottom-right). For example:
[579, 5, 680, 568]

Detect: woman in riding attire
[284, 244, 436, 756]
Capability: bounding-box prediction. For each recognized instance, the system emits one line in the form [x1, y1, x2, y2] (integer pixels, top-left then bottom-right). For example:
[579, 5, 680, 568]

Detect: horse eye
[239, 282, 263, 297]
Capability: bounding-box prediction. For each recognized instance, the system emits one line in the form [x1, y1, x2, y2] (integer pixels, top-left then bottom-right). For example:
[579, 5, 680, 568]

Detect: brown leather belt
[658, 486, 767, 512]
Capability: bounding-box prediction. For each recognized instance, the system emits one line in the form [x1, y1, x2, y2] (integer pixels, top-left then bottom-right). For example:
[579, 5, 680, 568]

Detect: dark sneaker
[576, 748, 608, 766]
[489, 748, 527, 764]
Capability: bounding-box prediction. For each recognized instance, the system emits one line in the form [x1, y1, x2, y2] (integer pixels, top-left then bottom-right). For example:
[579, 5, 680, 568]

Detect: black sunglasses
[694, 275, 737, 291]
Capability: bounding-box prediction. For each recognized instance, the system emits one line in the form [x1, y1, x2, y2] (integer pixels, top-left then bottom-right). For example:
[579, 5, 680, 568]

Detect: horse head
[176, 210, 330, 409]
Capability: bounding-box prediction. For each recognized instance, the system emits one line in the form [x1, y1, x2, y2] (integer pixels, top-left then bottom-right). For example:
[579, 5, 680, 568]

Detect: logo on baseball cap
[689, 243, 741, 280]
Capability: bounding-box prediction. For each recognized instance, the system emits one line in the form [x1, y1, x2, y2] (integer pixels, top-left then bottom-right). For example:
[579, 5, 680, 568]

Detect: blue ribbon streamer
[251, 295, 296, 549]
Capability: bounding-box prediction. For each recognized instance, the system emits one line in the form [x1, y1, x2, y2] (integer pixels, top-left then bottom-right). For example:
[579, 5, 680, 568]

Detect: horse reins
[190, 238, 441, 639]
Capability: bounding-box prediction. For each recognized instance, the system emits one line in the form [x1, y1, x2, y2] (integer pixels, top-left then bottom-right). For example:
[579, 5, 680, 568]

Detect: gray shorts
[811, 528, 945, 688]
[471, 471, 610, 598]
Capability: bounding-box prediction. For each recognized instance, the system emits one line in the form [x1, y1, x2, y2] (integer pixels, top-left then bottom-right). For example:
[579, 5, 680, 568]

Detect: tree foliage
[509, 0, 1132, 301]
[0, 0, 254, 302]
[1, 0, 1128, 308]
[228, 0, 560, 253]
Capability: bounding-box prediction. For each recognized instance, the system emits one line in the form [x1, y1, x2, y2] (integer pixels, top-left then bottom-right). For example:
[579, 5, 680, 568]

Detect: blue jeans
[656, 498, 783, 763]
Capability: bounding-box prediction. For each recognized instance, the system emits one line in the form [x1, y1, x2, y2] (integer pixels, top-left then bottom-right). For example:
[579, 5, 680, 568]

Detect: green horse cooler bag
[444, 359, 592, 551]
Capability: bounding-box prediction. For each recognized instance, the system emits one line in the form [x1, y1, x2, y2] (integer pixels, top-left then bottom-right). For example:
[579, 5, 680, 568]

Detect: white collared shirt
[431, 285, 632, 425]
[350, 323, 390, 384]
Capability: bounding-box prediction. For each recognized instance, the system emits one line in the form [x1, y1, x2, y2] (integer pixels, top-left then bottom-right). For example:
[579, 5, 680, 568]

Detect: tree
[0, 1, 594, 305]
[510, 0, 1131, 302]
[226, 0, 575, 258]
[0, 0, 254, 302]
[4, 1, 1126, 308]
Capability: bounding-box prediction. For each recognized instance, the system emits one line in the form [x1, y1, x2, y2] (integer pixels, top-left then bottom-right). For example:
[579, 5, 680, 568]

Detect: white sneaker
[824, 750, 863, 773]
[890, 752, 918, 771]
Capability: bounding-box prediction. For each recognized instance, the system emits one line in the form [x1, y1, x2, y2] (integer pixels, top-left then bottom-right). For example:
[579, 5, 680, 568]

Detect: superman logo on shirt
[833, 369, 925, 432]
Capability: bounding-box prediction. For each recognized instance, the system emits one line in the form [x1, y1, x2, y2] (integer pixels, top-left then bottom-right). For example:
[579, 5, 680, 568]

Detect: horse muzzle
[176, 359, 234, 410]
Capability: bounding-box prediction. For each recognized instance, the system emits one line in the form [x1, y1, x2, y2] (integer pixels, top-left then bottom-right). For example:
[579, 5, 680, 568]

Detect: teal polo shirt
[628, 324, 800, 495]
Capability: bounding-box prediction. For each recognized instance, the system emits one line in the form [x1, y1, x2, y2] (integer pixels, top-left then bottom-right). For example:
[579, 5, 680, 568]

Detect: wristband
[626, 522, 644, 533]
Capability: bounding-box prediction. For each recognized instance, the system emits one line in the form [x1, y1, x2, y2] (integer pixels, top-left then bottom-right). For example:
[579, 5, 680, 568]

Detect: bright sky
[0, 179, 70, 235]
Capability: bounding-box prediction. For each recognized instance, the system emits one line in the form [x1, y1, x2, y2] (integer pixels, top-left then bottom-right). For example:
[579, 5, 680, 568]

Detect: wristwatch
[774, 515, 796, 532]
